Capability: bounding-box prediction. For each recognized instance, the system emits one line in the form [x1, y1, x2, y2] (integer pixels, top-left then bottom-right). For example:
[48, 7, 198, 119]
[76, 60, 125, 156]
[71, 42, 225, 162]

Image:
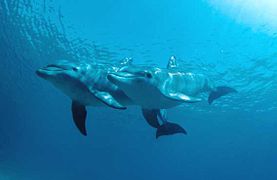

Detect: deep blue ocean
[1, 0, 277, 179]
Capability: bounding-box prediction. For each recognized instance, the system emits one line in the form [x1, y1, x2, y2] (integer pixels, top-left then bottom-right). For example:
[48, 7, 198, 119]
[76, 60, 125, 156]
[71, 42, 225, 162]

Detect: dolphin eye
[72, 67, 78, 72]
[146, 72, 152, 79]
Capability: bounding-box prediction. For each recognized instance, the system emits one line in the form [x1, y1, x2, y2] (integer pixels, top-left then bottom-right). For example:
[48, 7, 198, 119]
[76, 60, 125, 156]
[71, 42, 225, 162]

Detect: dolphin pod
[36, 56, 237, 138]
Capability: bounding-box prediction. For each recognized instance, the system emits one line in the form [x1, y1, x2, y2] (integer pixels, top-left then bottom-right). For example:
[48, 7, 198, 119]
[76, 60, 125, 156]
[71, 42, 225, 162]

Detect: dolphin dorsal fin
[119, 57, 133, 67]
[167, 56, 178, 69]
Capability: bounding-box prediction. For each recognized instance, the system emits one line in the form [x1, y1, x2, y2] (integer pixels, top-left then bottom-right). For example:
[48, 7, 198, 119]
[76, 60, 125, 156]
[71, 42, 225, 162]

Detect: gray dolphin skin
[107, 56, 237, 138]
[36, 59, 134, 136]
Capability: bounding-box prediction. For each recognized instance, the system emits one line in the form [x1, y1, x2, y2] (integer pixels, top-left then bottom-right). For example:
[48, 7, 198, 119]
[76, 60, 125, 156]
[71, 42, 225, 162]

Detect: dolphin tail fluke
[156, 122, 187, 139]
[72, 101, 87, 136]
[208, 86, 237, 104]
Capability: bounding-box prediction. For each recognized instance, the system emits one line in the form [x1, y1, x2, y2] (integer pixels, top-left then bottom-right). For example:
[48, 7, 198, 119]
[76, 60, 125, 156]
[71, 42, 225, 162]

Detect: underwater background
[1, 0, 277, 179]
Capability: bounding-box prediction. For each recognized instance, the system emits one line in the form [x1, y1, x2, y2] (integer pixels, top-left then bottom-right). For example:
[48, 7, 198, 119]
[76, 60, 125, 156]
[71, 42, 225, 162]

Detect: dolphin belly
[53, 81, 103, 106]
[67, 88, 132, 107]
[138, 92, 183, 109]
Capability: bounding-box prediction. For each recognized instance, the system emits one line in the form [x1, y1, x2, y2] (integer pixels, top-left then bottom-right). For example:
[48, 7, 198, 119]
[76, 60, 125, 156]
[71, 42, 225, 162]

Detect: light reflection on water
[1, 0, 277, 114]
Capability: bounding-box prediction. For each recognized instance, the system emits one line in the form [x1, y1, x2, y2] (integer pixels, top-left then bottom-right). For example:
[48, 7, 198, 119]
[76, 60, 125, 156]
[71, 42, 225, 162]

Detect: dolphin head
[108, 65, 155, 90]
[36, 60, 92, 99]
[107, 66, 168, 108]
[36, 60, 84, 84]
[109, 65, 153, 83]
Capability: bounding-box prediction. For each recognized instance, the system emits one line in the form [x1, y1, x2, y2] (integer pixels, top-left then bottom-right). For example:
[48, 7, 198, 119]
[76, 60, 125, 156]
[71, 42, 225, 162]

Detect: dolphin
[107, 56, 237, 137]
[36, 59, 134, 136]
[36, 58, 185, 138]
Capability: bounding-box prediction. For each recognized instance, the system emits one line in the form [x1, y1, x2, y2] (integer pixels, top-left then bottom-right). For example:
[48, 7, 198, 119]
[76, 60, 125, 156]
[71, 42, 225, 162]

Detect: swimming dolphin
[107, 56, 237, 137]
[36, 59, 134, 136]
[36, 58, 185, 138]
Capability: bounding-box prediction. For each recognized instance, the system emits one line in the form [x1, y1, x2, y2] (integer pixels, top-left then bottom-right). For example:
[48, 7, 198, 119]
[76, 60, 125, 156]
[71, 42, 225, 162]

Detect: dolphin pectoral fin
[141, 109, 160, 128]
[71, 101, 87, 136]
[91, 89, 127, 109]
[208, 86, 237, 104]
[163, 92, 202, 103]
[156, 122, 187, 139]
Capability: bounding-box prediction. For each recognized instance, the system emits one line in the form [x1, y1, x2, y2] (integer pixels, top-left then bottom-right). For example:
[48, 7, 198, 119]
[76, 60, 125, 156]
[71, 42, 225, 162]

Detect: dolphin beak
[107, 73, 124, 85]
[36, 65, 65, 79]
[107, 72, 135, 86]
[36, 68, 49, 79]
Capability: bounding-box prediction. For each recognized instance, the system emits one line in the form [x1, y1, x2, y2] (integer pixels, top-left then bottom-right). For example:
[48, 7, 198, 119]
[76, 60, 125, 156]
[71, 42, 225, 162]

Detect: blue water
[1, 0, 277, 179]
